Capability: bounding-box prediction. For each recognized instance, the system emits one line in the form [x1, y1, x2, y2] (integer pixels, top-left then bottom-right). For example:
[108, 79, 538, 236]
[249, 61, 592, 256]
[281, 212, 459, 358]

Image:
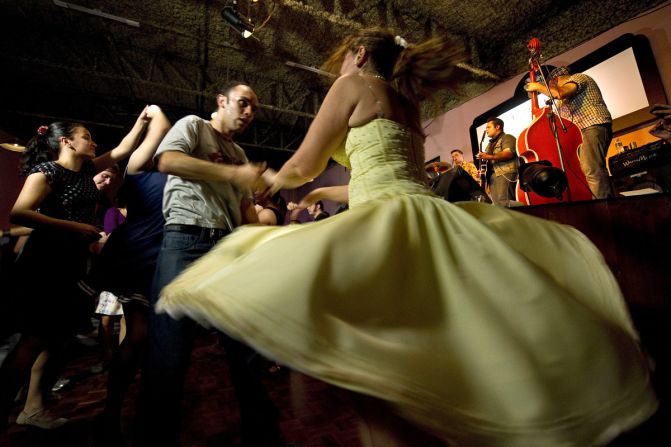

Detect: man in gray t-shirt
[477, 117, 519, 206]
[139, 82, 283, 447]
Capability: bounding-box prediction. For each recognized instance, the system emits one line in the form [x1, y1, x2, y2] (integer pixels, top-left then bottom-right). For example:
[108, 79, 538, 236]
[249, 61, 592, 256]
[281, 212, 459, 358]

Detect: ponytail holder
[394, 35, 408, 48]
[37, 125, 48, 136]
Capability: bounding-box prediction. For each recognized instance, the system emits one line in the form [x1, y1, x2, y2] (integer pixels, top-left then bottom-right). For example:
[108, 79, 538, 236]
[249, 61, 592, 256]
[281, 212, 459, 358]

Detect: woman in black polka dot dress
[0, 108, 154, 430]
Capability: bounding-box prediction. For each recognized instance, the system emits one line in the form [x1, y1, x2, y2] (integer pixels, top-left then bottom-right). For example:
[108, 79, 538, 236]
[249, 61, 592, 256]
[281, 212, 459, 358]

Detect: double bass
[515, 38, 592, 205]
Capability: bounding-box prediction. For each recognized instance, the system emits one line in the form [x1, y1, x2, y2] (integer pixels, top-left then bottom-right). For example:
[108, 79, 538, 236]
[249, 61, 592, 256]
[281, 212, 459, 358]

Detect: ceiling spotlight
[222, 5, 255, 39]
[518, 160, 568, 199]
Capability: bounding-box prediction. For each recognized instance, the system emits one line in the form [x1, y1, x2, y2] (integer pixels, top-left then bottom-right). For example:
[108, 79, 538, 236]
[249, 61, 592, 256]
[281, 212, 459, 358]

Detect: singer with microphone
[476, 117, 519, 206]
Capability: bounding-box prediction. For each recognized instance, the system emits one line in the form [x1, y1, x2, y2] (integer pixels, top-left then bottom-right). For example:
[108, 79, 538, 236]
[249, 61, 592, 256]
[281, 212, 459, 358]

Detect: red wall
[0, 147, 24, 230]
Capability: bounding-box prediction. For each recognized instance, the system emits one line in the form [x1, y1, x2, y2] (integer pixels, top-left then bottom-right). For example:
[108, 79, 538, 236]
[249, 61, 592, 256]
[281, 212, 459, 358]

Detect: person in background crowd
[0, 107, 153, 431]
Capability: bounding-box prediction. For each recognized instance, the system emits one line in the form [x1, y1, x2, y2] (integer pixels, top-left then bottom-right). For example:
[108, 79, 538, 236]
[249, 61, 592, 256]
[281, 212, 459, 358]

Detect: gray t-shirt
[155, 115, 250, 231]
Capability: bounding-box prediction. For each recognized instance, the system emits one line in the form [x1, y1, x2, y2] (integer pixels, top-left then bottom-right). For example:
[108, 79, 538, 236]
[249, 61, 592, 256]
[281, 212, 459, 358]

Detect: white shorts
[95, 291, 124, 316]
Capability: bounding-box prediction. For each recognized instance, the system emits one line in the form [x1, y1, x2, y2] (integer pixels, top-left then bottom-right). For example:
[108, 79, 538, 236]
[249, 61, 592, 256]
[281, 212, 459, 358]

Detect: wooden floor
[2, 326, 670, 447]
[2, 329, 362, 447]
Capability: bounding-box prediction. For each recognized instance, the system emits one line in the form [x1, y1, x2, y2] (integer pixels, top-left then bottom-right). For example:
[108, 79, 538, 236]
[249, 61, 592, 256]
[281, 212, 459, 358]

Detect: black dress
[13, 160, 99, 336]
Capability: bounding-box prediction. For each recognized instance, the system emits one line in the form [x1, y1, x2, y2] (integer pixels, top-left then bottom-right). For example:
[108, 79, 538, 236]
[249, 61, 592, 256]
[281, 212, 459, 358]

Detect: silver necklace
[364, 73, 386, 81]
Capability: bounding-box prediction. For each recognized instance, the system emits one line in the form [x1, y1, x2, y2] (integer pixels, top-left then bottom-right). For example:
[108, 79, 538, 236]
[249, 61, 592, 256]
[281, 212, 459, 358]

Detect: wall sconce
[518, 160, 568, 199]
[222, 5, 255, 38]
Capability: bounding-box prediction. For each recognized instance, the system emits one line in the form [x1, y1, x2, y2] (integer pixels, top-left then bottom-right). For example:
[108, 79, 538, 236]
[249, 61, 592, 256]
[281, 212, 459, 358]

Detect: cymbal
[425, 161, 451, 173]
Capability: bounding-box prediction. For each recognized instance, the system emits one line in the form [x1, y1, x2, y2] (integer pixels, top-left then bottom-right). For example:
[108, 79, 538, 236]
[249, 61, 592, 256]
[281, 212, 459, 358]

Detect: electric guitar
[478, 130, 488, 190]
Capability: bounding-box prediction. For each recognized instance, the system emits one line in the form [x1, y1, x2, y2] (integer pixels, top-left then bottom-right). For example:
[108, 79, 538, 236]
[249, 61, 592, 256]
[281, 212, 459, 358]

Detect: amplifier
[609, 139, 671, 177]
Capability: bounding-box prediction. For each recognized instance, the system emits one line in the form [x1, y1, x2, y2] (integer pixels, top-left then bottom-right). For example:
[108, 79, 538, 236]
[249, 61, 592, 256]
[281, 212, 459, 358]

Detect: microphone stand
[533, 56, 569, 133]
[532, 54, 570, 200]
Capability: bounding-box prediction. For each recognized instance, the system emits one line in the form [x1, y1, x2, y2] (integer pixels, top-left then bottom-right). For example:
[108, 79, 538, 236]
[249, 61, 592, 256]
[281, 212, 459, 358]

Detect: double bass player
[525, 66, 615, 199]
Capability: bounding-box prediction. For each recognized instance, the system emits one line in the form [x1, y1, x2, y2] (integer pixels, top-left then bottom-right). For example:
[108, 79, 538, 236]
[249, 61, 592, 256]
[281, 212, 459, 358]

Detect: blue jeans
[138, 228, 280, 447]
[578, 124, 615, 199]
[490, 172, 518, 207]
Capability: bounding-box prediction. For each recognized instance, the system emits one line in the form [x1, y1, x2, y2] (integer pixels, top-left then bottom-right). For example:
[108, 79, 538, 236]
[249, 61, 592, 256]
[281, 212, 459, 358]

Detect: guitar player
[476, 117, 519, 206]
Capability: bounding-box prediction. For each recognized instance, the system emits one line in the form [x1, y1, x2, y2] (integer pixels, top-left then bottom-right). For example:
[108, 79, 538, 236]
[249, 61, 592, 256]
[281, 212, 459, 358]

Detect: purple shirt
[103, 206, 126, 234]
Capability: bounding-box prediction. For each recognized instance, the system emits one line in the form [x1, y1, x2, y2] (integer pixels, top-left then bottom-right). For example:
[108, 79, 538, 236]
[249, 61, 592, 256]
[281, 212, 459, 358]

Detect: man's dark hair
[314, 200, 324, 211]
[450, 149, 464, 155]
[487, 117, 504, 131]
[217, 80, 248, 98]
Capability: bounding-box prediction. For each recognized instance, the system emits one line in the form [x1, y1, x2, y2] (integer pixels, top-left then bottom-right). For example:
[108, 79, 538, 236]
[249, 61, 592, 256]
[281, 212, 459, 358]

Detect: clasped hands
[234, 163, 281, 199]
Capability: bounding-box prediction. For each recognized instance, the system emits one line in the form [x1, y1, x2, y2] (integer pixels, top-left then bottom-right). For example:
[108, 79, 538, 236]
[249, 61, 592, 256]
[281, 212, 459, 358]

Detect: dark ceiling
[1, 0, 667, 168]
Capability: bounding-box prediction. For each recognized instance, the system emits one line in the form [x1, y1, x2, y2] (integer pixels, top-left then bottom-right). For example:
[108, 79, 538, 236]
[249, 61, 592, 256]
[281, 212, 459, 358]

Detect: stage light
[222, 5, 255, 38]
[518, 161, 568, 199]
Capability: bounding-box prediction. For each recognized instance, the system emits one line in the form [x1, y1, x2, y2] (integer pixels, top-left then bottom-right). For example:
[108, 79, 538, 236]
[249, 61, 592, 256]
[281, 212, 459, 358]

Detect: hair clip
[37, 125, 48, 135]
[394, 35, 408, 48]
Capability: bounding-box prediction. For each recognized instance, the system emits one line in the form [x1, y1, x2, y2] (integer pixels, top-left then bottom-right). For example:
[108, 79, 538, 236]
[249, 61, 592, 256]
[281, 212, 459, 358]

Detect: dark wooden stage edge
[514, 194, 671, 399]
[512, 193, 671, 312]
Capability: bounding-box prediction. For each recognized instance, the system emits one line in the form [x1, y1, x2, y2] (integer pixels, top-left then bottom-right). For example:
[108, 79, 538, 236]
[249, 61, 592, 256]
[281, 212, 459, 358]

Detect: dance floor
[3, 328, 361, 447]
[2, 326, 669, 447]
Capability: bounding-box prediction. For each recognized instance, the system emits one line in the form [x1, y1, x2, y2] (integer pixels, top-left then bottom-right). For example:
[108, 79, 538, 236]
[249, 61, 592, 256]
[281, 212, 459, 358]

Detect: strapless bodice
[331, 119, 431, 208]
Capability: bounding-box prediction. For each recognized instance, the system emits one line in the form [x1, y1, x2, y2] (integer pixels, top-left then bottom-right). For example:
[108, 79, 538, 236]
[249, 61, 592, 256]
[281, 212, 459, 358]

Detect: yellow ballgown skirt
[157, 119, 657, 446]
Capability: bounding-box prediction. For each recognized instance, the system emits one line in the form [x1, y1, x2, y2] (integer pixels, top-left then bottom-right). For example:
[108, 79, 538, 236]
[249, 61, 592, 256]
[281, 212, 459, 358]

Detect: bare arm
[272, 76, 358, 192]
[554, 80, 578, 99]
[300, 185, 349, 205]
[10, 173, 101, 240]
[93, 106, 150, 172]
[127, 105, 172, 175]
[287, 185, 349, 222]
[241, 198, 259, 224]
[157, 151, 265, 189]
[526, 80, 578, 100]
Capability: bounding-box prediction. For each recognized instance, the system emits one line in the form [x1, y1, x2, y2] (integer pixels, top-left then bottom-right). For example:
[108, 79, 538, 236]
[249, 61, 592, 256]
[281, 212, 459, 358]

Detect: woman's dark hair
[20, 122, 84, 176]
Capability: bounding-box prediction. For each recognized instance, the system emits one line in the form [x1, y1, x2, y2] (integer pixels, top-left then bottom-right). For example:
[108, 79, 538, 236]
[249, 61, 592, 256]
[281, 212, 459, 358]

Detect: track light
[222, 5, 255, 39]
[53, 0, 140, 27]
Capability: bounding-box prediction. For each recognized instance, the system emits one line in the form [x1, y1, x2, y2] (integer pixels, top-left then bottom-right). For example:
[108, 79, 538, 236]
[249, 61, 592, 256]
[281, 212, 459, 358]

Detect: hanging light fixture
[222, 4, 255, 39]
[0, 141, 26, 152]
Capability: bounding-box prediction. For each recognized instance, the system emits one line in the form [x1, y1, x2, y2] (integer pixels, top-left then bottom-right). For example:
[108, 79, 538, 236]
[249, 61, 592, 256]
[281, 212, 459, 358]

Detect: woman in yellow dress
[157, 28, 657, 446]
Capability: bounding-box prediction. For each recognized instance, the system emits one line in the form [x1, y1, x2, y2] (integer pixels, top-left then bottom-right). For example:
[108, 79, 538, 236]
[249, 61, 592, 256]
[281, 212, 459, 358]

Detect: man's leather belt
[164, 224, 230, 241]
